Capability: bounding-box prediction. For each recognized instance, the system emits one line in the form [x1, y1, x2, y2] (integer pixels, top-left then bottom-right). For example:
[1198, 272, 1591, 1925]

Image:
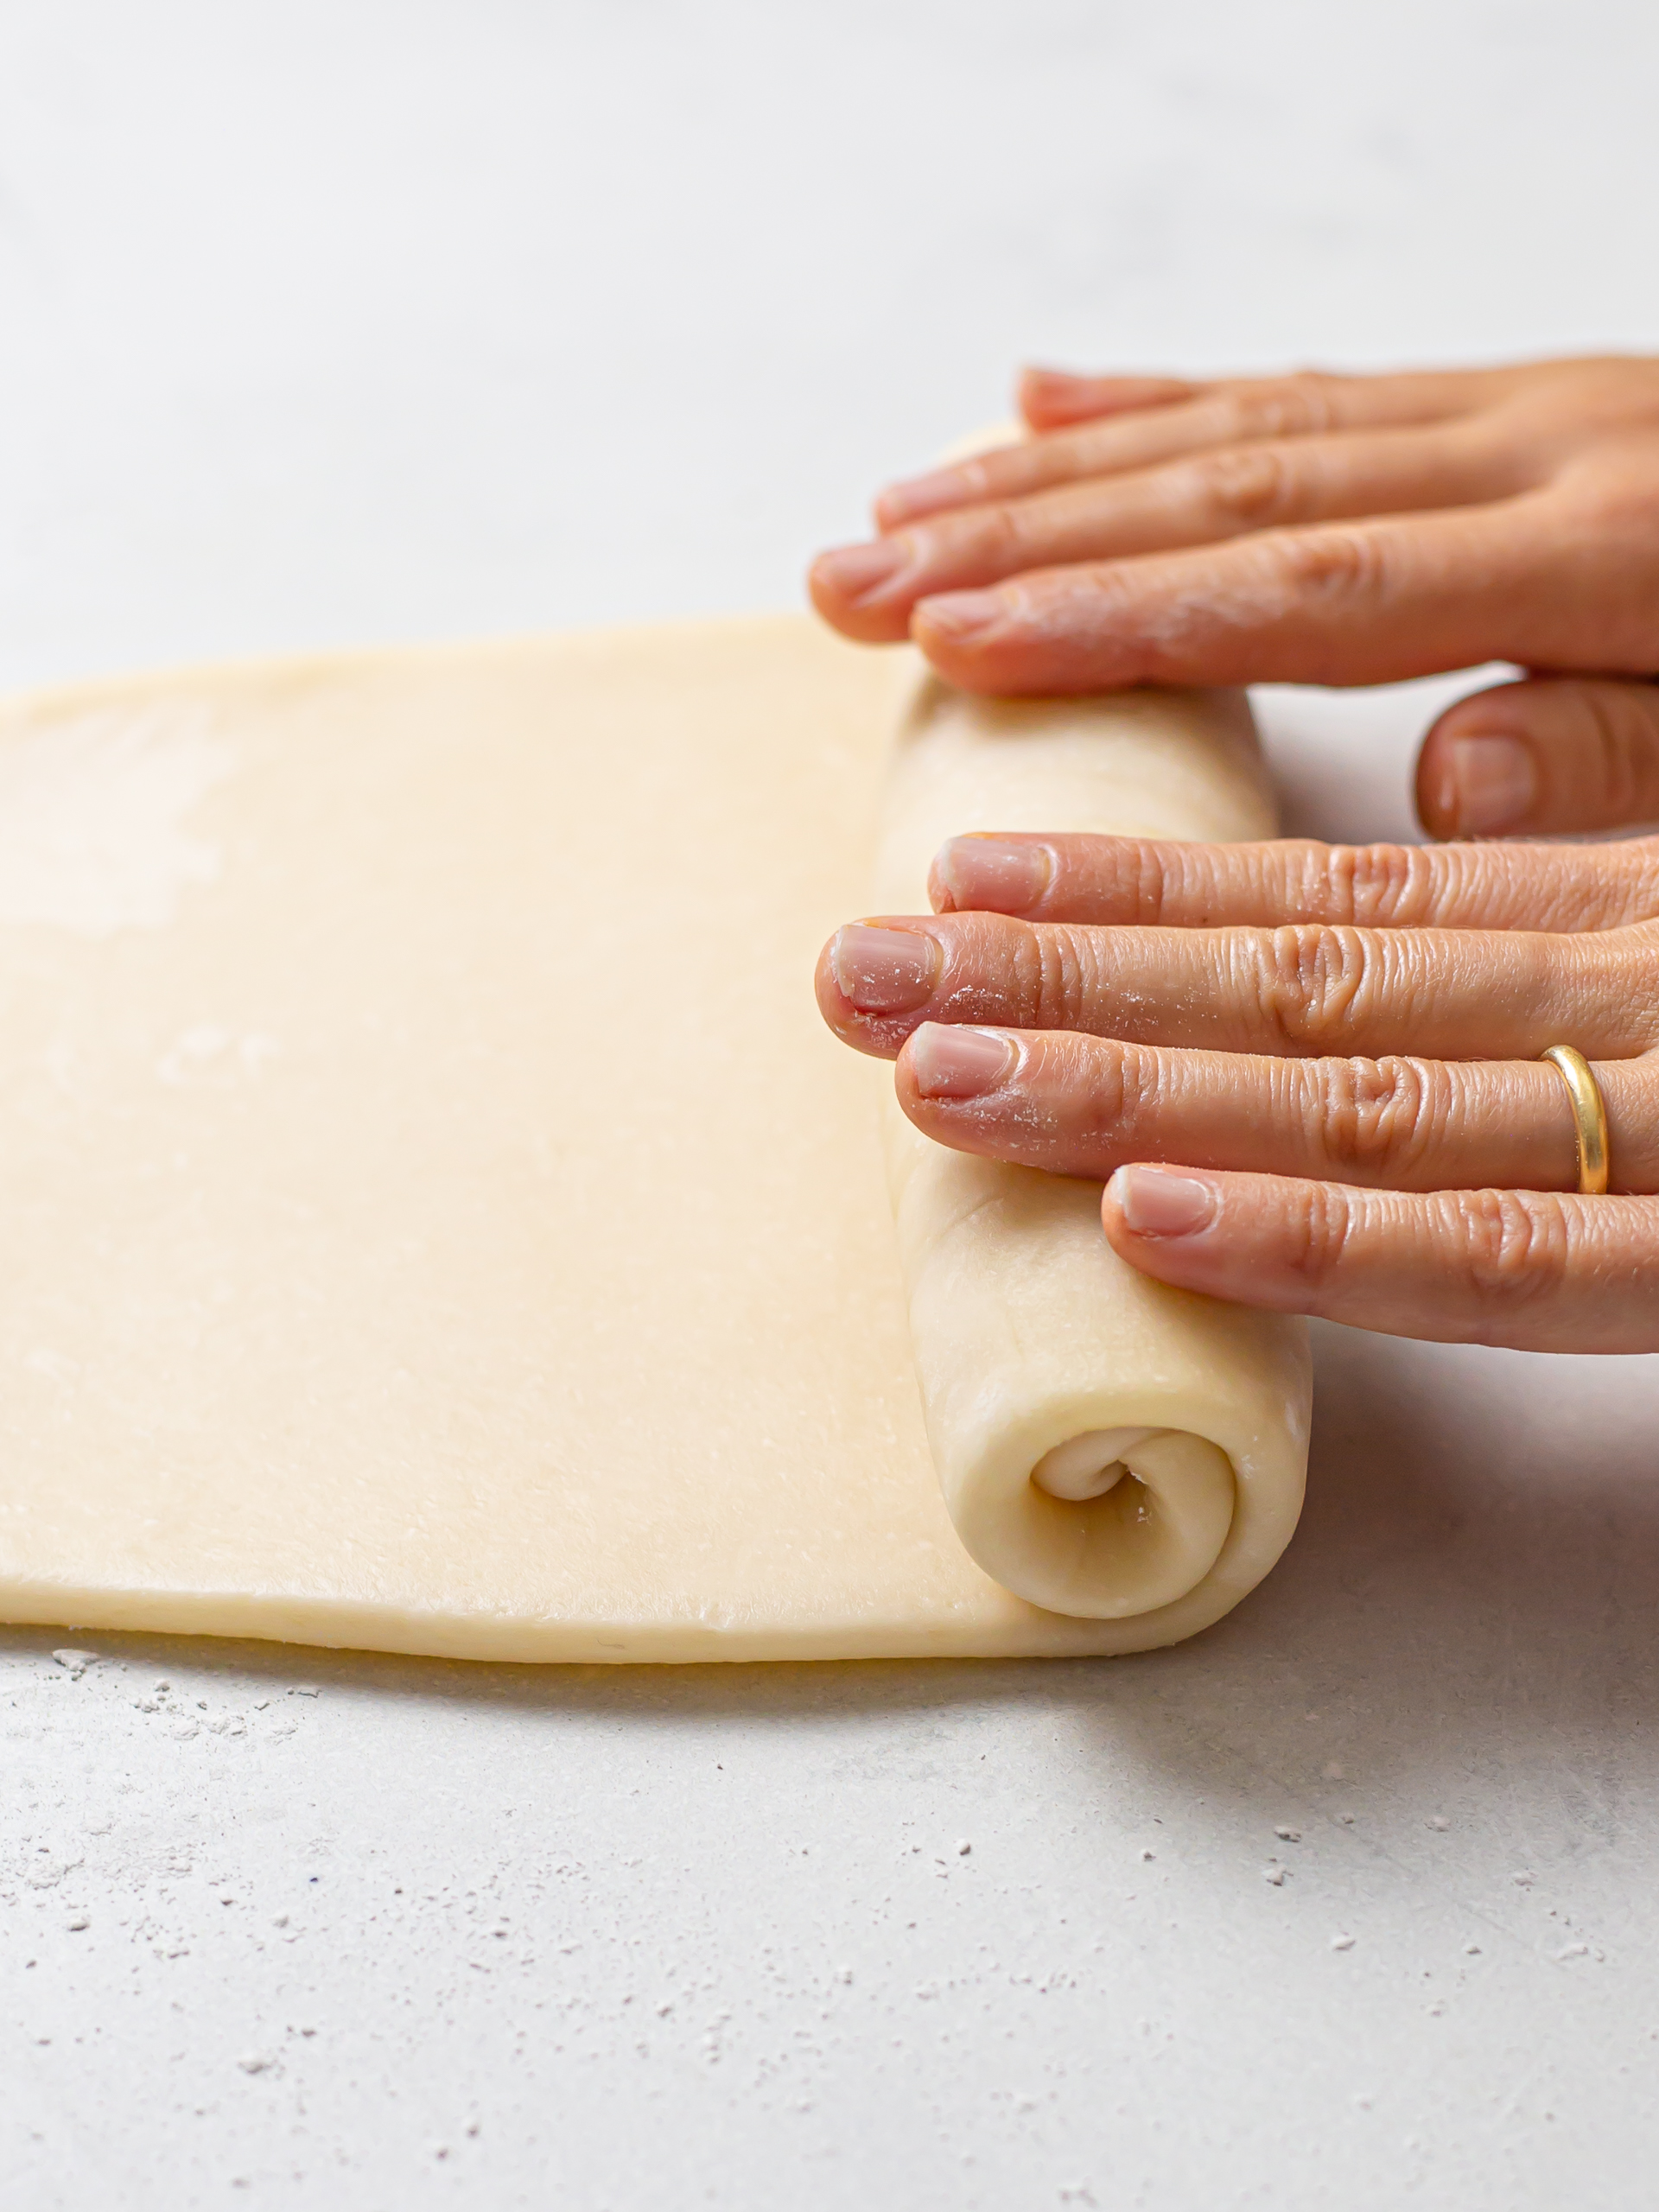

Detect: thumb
[1416, 675, 1659, 839]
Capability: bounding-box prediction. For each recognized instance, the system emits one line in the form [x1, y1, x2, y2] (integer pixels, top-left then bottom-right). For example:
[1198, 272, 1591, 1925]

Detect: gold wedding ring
[1541, 1046, 1611, 1196]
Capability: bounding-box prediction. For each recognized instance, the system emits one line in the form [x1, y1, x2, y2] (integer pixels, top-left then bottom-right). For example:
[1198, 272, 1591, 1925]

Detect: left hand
[808, 355, 1659, 839]
[815, 829, 1659, 1350]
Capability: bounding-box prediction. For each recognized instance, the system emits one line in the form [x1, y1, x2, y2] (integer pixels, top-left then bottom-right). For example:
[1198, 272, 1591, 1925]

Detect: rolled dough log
[874, 671, 1311, 1637]
[0, 618, 1306, 1662]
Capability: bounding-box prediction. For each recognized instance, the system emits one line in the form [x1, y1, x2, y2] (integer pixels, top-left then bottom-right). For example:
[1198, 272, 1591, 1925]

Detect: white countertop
[4, 4, 1659, 2204]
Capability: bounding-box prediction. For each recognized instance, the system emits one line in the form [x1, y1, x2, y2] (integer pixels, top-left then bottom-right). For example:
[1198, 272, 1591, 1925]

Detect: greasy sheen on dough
[0, 618, 1306, 1664]
[874, 670, 1312, 1638]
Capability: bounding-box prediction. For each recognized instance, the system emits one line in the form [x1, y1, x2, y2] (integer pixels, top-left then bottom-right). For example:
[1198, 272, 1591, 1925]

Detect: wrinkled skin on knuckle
[1032, 923, 1099, 1030]
[1452, 1188, 1571, 1318]
[976, 915, 1046, 1027]
[1128, 840, 1180, 923]
[1182, 445, 1294, 532]
[1074, 838, 1186, 925]
[1322, 842, 1435, 926]
[1250, 924, 1373, 1050]
[1309, 1055, 1446, 1182]
[1279, 1177, 1354, 1287]
[1276, 524, 1385, 609]
[1438, 842, 1564, 929]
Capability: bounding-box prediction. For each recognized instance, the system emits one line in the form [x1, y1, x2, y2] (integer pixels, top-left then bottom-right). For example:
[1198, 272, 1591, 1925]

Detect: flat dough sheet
[0, 616, 1302, 1663]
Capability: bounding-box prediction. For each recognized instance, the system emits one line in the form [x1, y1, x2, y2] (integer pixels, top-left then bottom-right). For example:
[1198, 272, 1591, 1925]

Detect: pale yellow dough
[0, 617, 1308, 1662]
[874, 671, 1310, 1633]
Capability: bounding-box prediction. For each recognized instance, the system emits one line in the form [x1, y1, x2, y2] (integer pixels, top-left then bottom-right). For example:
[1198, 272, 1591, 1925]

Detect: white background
[4, 3, 1659, 2205]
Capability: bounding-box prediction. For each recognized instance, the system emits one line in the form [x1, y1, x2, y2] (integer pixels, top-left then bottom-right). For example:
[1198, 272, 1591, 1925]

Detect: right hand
[814, 827, 1659, 1351]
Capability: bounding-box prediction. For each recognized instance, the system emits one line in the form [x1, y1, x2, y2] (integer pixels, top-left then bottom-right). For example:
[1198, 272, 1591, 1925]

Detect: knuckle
[1033, 923, 1095, 1028]
[1249, 924, 1373, 1048]
[1283, 369, 1343, 426]
[1320, 842, 1432, 925]
[993, 918, 1049, 1024]
[1126, 839, 1176, 924]
[1027, 1031, 1135, 1151]
[1452, 1188, 1571, 1311]
[941, 915, 1050, 1025]
[1079, 1038, 1138, 1140]
[1310, 1057, 1446, 1179]
[1275, 524, 1386, 605]
[1180, 444, 1294, 530]
[1280, 1178, 1354, 1286]
[1065, 836, 1171, 922]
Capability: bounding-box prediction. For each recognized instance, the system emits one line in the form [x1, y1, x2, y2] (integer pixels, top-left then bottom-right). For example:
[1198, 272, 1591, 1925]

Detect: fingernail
[830, 925, 941, 1014]
[907, 1023, 1017, 1098]
[1109, 1166, 1217, 1238]
[918, 589, 1010, 645]
[934, 836, 1052, 914]
[1445, 733, 1538, 836]
[812, 539, 910, 607]
[876, 467, 969, 525]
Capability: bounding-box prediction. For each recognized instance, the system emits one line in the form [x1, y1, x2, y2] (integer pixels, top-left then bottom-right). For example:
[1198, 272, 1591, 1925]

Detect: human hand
[815, 830, 1659, 1350]
[809, 356, 1659, 839]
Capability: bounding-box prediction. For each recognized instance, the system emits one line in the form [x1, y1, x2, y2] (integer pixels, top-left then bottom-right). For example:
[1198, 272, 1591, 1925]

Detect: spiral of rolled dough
[873, 662, 1312, 1633]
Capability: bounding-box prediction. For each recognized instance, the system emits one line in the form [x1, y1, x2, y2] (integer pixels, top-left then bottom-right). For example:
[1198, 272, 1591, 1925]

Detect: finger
[1101, 1166, 1659, 1353]
[812, 425, 1522, 645]
[871, 368, 1495, 531]
[1018, 367, 1198, 432]
[816, 912, 1659, 1061]
[1418, 676, 1659, 838]
[925, 831, 1659, 933]
[909, 498, 1624, 695]
[1015, 362, 1509, 434]
[892, 1024, 1659, 1194]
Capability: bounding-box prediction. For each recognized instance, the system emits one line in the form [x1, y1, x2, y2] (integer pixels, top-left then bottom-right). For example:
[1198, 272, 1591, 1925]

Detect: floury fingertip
[829, 924, 939, 1014]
